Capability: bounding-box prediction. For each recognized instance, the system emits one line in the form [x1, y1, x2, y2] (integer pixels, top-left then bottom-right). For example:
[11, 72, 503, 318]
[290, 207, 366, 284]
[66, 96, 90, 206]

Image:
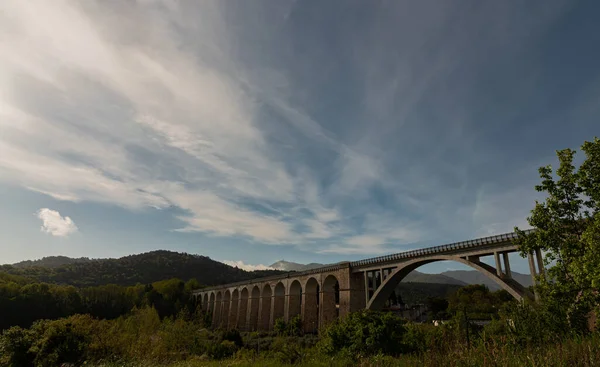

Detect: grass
[87, 333, 600, 367]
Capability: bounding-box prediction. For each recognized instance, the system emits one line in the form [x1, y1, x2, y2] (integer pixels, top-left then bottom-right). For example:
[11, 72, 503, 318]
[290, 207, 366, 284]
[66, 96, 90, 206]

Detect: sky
[1, 0, 599, 275]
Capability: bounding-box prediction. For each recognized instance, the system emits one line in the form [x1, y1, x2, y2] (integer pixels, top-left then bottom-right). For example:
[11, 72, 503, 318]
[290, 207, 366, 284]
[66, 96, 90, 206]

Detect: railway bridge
[193, 230, 544, 332]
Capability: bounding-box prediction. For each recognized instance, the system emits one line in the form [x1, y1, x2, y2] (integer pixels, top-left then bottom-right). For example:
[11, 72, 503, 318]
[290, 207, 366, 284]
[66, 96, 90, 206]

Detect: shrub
[207, 340, 238, 360]
[219, 328, 243, 347]
[318, 310, 408, 358]
[0, 326, 35, 367]
[269, 336, 304, 364]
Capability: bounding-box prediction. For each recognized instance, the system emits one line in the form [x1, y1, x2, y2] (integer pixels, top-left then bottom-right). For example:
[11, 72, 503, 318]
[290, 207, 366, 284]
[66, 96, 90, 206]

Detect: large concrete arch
[321, 275, 339, 327]
[273, 282, 286, 324]
[259, 284, 273, 330]
[249, 286, 260, 331]
[229, 289, 239, 329]
[238, 288, 249, 330]
[288, 280, 302, 321]
[209, 292, 216, 315]
[303, 277, 320, 333]
[367, 255, 533, 310]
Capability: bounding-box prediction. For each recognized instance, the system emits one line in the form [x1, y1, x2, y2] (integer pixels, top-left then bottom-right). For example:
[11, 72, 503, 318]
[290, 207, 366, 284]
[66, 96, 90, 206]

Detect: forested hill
[0, 250, 285, 287]
[11, 255, 94, 268]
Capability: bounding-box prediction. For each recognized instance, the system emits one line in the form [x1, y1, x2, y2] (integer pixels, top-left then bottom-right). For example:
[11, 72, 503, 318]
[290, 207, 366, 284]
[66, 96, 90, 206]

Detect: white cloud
[36, 208, 78, 237]
[221, 260, 274, 271]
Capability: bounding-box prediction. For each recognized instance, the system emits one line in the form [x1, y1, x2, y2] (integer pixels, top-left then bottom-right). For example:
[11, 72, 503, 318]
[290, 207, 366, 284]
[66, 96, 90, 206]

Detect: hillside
[441, 270, 532, 290]
[12, 256, 94, 268]
[1, 250, 284, 287]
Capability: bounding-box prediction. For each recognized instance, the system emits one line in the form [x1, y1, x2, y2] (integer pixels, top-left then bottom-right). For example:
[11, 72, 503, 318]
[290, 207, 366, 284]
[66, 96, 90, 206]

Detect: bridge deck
[193, 229, 533, 294]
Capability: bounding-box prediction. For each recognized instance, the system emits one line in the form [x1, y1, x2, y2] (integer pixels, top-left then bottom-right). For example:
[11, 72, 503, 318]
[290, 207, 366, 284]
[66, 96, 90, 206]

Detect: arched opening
[229, 289, 239, 329]
[259, 284, 273, 330]
[322, 275, 339, 327]
[214, 291, 222, 328]
[202, 294, 209, 311]
[249, 286, 260, 331]
[209, 292, 215, 327]
[288, 280, 302, 320]
[221, 290, 231, 329]
[304, 278, 319, 333]
[273, 282, 286, 323]
[367, 256, 533, 312]
[238, 288, 249, 330]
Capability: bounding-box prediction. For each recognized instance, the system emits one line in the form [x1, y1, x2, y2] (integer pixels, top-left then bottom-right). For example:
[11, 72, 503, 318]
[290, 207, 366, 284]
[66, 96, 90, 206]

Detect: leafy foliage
[0, 273, 201, 331]
[515, 137, 600, 332]
[318, 310, 408, 358]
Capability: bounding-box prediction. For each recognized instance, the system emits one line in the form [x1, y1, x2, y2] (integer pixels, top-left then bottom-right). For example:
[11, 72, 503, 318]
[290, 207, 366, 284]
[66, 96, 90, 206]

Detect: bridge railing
[349, 229, 534, 268]
[194, 229, 534, 294]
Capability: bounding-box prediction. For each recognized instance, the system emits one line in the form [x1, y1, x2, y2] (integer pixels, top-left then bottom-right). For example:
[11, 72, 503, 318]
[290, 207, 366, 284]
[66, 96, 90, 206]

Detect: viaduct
[193, 230, 544, 332]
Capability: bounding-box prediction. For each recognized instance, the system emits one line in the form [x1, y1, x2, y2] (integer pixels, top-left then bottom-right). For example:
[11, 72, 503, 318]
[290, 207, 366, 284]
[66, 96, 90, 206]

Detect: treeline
[0, 272, 199, 331]
[0, 250, 284, 287]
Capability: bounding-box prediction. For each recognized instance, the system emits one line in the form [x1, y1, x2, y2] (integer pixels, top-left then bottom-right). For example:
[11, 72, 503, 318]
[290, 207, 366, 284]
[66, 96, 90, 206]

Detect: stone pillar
[302, 290, 319, 333]
[271, 297, 284, 327]
[221, 299, 230, 329]
[494, 252, 503, 276]
[320, 287, 337, 328]
[258, 290, 272, 331]
[212, 300, 221, 328]
[237, 296, 248, 331]
[350, 271, 366, 312]
[528, 252, 539, 301]
[248, 295, 260, 331]
[287, 293, 302, 321]
[364, 271, 370, 305]
[228, 297, 238, 330]
[535, 249, 545, 277]
[503, 253, 512, 278]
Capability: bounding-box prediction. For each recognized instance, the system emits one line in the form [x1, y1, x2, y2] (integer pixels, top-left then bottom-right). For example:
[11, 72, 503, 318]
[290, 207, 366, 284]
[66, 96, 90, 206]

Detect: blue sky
[0, 0, 599, 274]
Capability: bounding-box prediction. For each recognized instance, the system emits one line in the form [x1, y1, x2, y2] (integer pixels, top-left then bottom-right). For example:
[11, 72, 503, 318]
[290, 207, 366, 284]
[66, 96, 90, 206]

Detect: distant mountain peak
[269, 260, 324, 272]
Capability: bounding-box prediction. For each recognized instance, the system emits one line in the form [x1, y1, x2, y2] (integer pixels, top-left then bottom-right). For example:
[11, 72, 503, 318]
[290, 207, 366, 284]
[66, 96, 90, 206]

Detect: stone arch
[259, 284, 273, 330]
[209, 292, 216, 315]
[303, 277, 320, 333]
[288, 280, 302, 320]
[214, 291, 222, 328]
[202, 293, 209, 311]
[229, 289, 239, 329]
[321, 275, 340, 327]
[273, 282, 286, 323]
[238, 288, 249, 330]
[221, 290, 231, 329]
[248, 286, 260, 331]
[367, 255, 533, 310]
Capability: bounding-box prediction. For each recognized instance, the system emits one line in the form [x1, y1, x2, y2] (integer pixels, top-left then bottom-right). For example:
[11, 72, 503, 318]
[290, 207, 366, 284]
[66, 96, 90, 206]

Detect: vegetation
[1, 137, 599, 366]
[515, 136, 600, 332]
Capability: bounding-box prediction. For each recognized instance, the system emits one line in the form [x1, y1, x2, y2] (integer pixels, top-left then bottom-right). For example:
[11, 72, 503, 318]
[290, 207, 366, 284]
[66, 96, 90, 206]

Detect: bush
[207, 340, 238, 360]
[273, 315, 303, 336]
[219, 328, 243, 347]
[29, 317, 93, 367]
[269, 336, 304, 364]
[318, 310, 408, 358]
[0, 326, 34, 367]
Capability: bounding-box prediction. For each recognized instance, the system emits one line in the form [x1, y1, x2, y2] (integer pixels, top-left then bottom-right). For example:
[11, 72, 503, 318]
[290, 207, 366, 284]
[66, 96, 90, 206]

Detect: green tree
[515, 137, 600, 332]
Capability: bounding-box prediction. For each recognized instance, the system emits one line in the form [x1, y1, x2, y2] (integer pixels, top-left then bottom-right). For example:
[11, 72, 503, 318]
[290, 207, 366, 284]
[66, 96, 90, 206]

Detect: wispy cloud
[36, 208, 78, 237]
[0, 0, 585, 258]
